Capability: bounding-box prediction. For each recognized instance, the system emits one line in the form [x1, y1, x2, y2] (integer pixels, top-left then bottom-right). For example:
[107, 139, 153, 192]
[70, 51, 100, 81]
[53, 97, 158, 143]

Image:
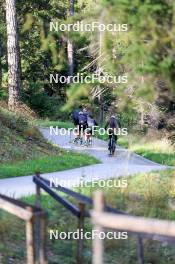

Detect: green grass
[118, 135, 175, 166]
[81, 169, 175, 220]
[0, 169, 175, 263]
[135, 150, 175, 166]
[32, 119, 73, 129]
[0, 152, 99, 179]
[0, 110, 99, 179]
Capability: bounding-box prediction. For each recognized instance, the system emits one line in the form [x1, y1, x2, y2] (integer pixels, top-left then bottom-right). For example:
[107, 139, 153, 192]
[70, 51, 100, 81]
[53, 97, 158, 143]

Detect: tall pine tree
[6, 0, 21, 111]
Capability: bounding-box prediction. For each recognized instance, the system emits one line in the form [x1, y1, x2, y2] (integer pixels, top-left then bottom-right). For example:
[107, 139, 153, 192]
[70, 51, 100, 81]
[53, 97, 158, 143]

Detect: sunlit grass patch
[32, 119, 73, 129]
[118, 135, 175, 166]
[0, 152, 99, 179]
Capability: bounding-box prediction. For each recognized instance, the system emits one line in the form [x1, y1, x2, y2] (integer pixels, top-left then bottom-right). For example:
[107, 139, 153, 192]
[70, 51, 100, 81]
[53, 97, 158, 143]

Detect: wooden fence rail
[33, 173, 88, 264]
[33, 174, 149, 264]
[91, 191, 175, 264]
[33, 174, 175, 264]
[33, 174, 127, 216]
[0, 194, 47, 264]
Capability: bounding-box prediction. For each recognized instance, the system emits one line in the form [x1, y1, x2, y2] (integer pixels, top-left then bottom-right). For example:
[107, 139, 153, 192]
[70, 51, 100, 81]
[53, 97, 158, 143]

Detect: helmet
[83, 108, 88, 113]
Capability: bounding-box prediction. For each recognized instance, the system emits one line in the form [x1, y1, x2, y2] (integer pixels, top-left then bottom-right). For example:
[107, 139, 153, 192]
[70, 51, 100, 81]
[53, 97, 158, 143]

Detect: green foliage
[105, 0, 175, 90]
[1, 0, 174, 131]
[62, 0, 175, 130]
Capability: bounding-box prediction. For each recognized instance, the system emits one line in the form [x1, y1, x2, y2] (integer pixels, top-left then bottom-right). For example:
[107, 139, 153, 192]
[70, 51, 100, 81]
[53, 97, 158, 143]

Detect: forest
[0, 0, 174, 129]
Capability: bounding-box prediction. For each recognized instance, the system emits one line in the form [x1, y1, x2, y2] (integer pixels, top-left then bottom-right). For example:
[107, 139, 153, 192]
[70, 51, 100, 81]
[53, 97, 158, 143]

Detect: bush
[0, 109, 29, 132]
[22, 82, 67, 119]
[23, 127, 43, 140]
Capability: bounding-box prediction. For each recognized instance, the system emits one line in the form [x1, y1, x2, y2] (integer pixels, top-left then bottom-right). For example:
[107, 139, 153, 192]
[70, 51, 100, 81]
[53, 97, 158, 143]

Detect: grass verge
[0, 110, 99, 179]
[118, 134, 175, 166]
[0, 152, 99, 179]
[32, 119, 73, 129]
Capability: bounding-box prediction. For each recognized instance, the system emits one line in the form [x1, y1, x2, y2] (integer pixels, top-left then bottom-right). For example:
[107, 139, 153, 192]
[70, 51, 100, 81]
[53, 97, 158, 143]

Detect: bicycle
[72, 126, 80, 144]
[72, 124, 85, 145]
[108, 133, 116, 156]
[85, 136, 92, 147]
[77, 124, 86, 145]
[84, 128, 92, 147]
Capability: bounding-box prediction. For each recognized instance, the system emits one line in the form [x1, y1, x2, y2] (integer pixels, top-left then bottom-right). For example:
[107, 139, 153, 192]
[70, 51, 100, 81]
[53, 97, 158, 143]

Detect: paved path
[0, 128, 169, 198]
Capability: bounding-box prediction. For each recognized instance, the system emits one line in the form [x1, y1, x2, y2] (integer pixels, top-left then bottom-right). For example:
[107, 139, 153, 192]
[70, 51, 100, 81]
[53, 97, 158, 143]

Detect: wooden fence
[34, 173, 86, 264]
[33, 173, 128, 264]
[33, 174, 175, 264]
[1, 172, 172, 264]
[91, 190, 175, 264]
[0, 193, 47, 264]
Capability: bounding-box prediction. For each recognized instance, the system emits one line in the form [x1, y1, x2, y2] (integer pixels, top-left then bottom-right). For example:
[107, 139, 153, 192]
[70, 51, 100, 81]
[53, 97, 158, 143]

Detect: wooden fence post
[39, 216, 48, 264]
[26, 207, 35, 264]
[36, 185, 41, 208]
[137, 235, 144, 264]
[35, 175, 41, 263]
[35, 173, 47, 264]
[35, 172, 41, 208]
[92, 191, 105, 264]
[77, 202, 85, 264]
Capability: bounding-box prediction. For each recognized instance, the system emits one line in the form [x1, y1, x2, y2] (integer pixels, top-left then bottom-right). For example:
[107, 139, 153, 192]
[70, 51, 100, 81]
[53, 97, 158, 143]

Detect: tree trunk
[99, 99, 104, 126]
[6, 0, 20, 111]
[67, 0, 74, 81]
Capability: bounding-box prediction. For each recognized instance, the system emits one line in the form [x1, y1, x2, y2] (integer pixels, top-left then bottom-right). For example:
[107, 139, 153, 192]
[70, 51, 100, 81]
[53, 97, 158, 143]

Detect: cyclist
[85, 114, 98, 146]
[78, 111, 88, 144]
[71, 106, 82, 143]
[71, 106, 82, 126]
[105, 114, 121, 155]
[82, 106, 90, 118]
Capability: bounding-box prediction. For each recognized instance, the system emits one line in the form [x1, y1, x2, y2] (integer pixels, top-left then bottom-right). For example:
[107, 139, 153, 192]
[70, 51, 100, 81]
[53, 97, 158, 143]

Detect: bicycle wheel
[89, 136, 92, 146]
[73, 137, 79, 144]
[80, 136, 83, 145]
[111, 136, 116, 156]
[109, 138, 112, 155]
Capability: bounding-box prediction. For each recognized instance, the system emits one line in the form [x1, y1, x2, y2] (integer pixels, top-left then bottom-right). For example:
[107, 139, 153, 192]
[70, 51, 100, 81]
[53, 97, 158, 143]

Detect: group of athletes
[71, 106, 121, 153]
[71, 106, 97, 145]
